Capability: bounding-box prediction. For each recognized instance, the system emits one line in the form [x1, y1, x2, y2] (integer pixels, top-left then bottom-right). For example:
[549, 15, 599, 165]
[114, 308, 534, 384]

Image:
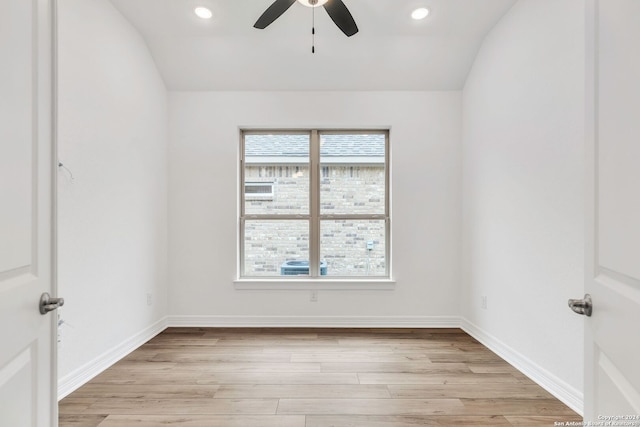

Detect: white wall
[462, 0, 584, 410]
[168, 91, 462, 322]
[57, 0, 168, 387]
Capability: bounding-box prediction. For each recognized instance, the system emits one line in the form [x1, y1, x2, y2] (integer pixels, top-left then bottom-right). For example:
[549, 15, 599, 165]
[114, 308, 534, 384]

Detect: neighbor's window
[245, 182, 274, 201]
[240, 130, 389, 278]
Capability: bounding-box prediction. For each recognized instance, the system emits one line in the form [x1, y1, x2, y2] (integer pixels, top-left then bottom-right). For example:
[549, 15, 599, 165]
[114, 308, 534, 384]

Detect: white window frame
[237, 129, 393, 288]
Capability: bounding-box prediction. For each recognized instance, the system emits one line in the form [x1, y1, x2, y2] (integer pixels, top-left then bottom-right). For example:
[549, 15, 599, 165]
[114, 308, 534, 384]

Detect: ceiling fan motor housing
[298, 0, 329, 7]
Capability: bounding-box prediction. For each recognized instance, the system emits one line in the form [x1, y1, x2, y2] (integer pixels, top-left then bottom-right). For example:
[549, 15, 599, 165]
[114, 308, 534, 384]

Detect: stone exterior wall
[244, 164, 386, 276]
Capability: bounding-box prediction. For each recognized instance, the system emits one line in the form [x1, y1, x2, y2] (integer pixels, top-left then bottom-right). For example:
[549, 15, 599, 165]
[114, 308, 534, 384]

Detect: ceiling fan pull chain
[312, 6, 315, 53]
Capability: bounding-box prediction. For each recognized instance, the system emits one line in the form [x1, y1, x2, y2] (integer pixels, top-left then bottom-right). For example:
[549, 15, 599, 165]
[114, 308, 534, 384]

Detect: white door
[0, 0, 57, 425]
[582, 0, 640, 420]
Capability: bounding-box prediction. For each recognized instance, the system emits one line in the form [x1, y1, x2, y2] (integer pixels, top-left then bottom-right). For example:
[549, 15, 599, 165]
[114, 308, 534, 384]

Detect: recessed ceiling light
[194, 7, 213, 19]
[411, 7, 430, 20]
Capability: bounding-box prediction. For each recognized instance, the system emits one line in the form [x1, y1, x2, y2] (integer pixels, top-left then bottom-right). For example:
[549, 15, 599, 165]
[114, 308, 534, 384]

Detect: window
[240, 130, 389, 279]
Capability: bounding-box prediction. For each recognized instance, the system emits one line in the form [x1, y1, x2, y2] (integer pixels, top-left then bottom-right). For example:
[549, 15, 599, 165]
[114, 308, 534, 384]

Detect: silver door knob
[39, 292, 64, 315]
[568, 294, 592, 317]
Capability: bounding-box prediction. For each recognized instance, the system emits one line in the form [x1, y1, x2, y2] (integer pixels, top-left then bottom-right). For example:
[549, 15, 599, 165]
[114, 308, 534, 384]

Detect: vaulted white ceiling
[108, 0, 516, 91]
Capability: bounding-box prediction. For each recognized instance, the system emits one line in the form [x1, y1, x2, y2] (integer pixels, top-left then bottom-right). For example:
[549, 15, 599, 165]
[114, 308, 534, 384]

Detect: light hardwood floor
[59, 328, 582, 426]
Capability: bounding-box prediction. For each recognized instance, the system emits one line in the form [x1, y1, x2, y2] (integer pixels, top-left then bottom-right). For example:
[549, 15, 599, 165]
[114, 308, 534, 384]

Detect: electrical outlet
[310, 290, 318, 302]
[481, 295, 488, 309]
[147, 293, 153, 306]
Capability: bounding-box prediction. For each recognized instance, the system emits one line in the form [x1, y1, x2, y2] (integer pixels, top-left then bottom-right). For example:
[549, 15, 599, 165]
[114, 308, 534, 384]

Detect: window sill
[233, 278, 396, 291]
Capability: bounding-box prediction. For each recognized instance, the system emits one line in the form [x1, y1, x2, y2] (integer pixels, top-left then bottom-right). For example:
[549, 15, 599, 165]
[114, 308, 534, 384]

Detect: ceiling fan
[254, 0, 359, 37]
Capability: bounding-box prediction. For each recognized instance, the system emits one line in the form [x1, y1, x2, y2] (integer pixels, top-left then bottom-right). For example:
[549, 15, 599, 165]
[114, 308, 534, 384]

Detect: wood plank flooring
[59, 328, 582, 426]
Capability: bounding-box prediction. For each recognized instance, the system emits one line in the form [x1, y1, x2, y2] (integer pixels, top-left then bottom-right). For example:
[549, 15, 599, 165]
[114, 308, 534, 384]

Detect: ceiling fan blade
[323, 0, 358, 37]
[254, 0, 297, 29]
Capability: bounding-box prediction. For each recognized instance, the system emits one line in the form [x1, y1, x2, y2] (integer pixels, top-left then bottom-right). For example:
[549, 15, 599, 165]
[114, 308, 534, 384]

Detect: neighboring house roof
[245, 134, 385, 158]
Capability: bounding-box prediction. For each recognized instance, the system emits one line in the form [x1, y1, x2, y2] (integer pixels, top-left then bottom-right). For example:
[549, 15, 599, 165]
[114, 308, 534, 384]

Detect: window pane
[320, 220, 386, 277]
[244, 134, 309, 215]
[244, 220, 309, 277]
[320, 133, 386, 215]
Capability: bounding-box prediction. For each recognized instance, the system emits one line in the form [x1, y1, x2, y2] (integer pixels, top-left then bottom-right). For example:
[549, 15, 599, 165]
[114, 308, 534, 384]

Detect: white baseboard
[167, 315, 461, 328]
[460, 317, 584, 415]
[57, 316, 168, 400]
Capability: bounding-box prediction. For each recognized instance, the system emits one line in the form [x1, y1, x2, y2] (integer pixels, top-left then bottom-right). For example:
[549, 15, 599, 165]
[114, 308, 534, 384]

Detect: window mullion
[309, 130, 320, 277]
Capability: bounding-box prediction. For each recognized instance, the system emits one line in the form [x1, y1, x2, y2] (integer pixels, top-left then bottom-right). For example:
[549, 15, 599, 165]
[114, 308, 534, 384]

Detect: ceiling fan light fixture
[297, 0, 329, 8]
[411, 7, 430, 20]
[194, 7, 213, 19]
